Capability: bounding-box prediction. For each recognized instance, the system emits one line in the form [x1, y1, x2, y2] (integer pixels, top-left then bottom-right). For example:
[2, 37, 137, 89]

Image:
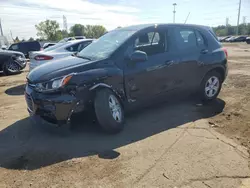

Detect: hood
[0, 49, 24, 56]
[27, 55, 98, 83]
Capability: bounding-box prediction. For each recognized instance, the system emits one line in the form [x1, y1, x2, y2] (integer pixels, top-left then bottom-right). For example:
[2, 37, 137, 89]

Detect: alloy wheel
[205, 76, 220, 98]
[108, 95, 122, 122]
[6, 59, 20, 73]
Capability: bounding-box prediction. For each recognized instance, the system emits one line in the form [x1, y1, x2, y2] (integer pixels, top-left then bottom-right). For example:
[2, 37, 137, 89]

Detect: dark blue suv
[25, 24, 228, 133]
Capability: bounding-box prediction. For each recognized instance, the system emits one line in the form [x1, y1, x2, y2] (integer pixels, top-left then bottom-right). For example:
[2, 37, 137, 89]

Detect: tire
[3, 57, 21, 76]
[199, 71, 222, 101]
[94, 89, 124, 134]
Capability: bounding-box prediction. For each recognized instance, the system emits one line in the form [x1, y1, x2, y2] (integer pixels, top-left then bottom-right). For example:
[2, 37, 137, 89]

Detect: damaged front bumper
[25, 84, 86, 127]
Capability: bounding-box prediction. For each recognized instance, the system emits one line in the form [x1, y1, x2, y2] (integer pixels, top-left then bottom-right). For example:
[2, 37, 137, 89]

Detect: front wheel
[94, 89, 125, 134]
[199, 71, 222, 101]
[3, 57, 21, 75]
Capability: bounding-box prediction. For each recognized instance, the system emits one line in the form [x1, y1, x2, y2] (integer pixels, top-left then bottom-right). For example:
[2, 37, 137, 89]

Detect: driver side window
[134, 31, 166, 56]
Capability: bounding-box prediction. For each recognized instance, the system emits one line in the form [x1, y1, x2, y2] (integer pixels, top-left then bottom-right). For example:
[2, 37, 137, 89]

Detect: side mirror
[130, 50, 148, 62]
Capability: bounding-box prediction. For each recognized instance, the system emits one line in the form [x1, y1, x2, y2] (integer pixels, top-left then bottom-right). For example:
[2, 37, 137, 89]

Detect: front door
[124, 27, 174, 101]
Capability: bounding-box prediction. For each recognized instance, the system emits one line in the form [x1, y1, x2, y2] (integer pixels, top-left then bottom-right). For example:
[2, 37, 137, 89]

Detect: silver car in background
[29, 39, 93, 71]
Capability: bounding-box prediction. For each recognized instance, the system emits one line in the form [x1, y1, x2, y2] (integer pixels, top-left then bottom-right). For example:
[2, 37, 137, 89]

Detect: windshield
[78, 30, 136, 60]
[43, 42, 69, 52]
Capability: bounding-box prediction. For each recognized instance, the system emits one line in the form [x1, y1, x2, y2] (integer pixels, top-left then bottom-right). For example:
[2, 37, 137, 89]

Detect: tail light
[222, 48, 228, 58]
[34, 55, 53, 61]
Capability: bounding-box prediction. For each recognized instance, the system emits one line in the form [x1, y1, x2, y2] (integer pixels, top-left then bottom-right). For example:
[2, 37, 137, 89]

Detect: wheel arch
[89, 83, 125, 106]
[203, 66, 226, 83]
[0, 55, 12, 70]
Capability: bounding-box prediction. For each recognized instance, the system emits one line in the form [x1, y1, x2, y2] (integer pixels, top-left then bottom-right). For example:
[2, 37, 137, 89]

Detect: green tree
[90, 25, 107, 38]
[84, 25, 107, 38]
[35, 20, 61, 41]
[212, 23, 250, 36]
[70, 24, 85, 36]
[69, 24, 107, 38]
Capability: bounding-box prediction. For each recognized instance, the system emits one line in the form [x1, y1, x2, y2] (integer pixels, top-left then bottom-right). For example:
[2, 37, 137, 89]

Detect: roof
[118, 23, 210, 31]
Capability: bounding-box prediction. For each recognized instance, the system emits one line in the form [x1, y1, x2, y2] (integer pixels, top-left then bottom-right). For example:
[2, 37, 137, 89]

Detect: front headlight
[35, 74, 73, 92]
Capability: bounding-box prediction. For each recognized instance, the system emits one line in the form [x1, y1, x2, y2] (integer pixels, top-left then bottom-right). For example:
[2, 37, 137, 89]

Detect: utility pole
[236, 0, 241, 35]
[173, 3, 177, 23]
[0, 19, 4, 36]
[10, 30, 14, 42]
[243, 16, 246, 25]
[63, 15, 67, 32]
[226, 17, 229, 26]
[63, 15, 68, 37]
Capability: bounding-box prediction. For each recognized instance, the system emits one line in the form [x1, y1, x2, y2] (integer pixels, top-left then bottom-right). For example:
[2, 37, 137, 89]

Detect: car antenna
[184, 12, 190, 24]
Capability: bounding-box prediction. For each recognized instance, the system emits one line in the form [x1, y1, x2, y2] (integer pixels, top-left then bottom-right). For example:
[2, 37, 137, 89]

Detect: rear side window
[174, 28, 197, 49]
[66, 43, 80, 52]
[195, 30, 205, 46]
[77, 41, 92, 52]
[208, 29, 219, 42]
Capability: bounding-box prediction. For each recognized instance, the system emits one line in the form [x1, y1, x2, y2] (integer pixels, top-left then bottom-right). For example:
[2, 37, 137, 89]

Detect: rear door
[171, 26, 205, 91]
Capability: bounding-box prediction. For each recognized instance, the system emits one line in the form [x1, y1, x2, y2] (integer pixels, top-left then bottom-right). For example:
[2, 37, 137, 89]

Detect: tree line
[31, 19, 106, 42]
[13, 19, 107, 43]
[213, 23, 250, 36]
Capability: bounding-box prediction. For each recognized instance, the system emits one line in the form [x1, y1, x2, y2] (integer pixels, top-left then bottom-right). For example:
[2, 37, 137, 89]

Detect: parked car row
[0, 36, 90, 75]
[29, 39, 93, 71]
[25, 23, 228, 134]
[218, 35, 249, 43]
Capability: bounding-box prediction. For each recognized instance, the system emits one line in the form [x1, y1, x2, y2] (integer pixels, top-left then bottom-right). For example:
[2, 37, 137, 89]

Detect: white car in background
[29, 39, 93, 71]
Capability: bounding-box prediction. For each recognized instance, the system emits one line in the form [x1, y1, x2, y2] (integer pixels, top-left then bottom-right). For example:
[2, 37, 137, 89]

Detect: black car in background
[8, 41, 41, 58]
[0, 49, 27, 75]
[246, 37, 250, 44]
[25, 23, 228, 133]
[230, 36, 247, 42]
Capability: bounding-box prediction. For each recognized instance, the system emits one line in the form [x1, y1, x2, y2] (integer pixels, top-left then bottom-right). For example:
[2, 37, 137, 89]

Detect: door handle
[201, 49, 208, 54]
[197, 61, 205, 66]
[165, 60, 174, 66]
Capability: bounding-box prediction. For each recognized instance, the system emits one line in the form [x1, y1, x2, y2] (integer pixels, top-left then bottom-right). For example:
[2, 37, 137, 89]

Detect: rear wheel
[199, 71, 222, 101]
[94, 89, 124, 133]
[3, 57, 21, 75]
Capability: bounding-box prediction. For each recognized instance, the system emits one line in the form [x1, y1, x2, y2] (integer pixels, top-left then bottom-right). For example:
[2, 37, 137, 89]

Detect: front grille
[25, 93, 34, 112]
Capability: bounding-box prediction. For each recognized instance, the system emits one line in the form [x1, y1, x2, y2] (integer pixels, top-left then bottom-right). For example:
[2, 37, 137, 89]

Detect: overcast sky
[0, 0, 250, 40]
